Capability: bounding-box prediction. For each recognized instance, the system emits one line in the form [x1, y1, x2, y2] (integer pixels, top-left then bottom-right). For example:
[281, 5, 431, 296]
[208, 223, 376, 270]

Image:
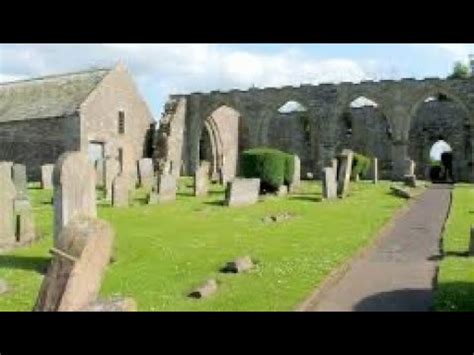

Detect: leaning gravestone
[53, 152, 97, 245]
[469, 226, 474, 256]
[289, 155, 301, 192]
[0, 173, 16, 246]
[12, 164, 27, 199]
[157, 173, 177, 203]
[104, 157, 120, 201]
[41, 164, 55, 189]
[224, 178, 260, 207]
[13, 198, 35, 244]
[194, 162, 210, 197]
[112, 174, 130, 207]
[34, 216, 114, 311]
[337, 149, 354, 198]
[137, 158, 154, 190]
[322, 167, 337, 200]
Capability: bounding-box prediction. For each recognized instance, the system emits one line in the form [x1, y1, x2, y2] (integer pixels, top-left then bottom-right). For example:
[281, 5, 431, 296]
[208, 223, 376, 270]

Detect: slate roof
[0, 68, 111, 123]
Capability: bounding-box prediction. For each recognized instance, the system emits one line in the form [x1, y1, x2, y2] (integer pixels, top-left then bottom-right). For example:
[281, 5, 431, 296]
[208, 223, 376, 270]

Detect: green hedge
[351, 153, 371, 179]
[241, 148, 295, 191]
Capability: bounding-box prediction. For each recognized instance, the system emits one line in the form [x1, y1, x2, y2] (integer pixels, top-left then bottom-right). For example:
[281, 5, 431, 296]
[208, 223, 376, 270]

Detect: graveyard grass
[435, 184, 474, 311]
[0, 179, 407, 311]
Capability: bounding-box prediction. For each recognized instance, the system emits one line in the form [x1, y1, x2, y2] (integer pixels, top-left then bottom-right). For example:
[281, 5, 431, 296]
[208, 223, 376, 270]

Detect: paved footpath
[302, 184, 452, 312]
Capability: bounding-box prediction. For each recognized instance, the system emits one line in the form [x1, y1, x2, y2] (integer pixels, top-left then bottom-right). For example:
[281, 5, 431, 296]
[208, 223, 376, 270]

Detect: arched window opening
[349, 96, 378, 108]
[429, 139, 453, 182]
[278, 100, 307, 114]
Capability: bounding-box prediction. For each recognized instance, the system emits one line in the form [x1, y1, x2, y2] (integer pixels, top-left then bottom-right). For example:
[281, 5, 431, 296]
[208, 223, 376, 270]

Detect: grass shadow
[353, 288, 433, 311]
[0, 255, 51, 275]
[289, 195, 323, 202]
[435, 282, 474, 311]
[203, 200, 225, 206]
[428, 251, 470, 261]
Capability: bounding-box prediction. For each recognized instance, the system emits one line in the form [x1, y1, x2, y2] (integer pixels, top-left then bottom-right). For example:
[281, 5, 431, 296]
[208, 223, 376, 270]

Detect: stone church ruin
[155, 77, 474, 183]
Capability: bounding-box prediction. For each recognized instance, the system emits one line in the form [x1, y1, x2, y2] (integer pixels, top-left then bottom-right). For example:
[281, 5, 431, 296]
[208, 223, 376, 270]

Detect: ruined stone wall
[0, 114, 80, 180]
[158, 77, 474, 182]
[80, 64, 154, 182]
[409, 100, 472, 181]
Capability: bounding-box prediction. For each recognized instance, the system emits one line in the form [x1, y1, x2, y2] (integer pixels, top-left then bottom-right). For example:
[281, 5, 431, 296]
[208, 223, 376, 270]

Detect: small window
[118, 111, 125, 134]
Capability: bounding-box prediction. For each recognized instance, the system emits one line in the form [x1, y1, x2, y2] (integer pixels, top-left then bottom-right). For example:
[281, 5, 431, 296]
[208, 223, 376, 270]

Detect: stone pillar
[391, 140, 409, 181]
[371, 158, 378, 184]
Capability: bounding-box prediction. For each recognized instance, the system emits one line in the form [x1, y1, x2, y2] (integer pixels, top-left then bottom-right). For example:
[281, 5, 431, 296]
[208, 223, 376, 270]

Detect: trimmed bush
[241, 148, 295, 192]
[351, 153, 371, 180]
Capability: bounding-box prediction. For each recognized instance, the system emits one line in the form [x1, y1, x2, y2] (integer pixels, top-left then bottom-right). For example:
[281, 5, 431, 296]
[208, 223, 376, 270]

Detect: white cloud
[0, 44, 377, 118]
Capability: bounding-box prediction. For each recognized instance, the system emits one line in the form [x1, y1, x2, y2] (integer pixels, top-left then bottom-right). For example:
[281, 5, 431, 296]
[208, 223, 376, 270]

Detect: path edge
[295, 186, 428, 312]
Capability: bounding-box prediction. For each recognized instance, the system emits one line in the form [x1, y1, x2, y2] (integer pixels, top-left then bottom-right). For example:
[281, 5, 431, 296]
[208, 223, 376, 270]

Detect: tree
[448, 61, 471, 79]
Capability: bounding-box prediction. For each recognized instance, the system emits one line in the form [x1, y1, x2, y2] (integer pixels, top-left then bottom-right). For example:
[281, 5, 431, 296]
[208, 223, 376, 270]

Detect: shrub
[351, 153, 371, 180]
[241, 148, 295, 192]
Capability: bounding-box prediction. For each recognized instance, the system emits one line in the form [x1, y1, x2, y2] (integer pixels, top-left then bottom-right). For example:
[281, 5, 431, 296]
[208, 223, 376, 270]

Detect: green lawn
[0, 179, 407, 311]
[435, 184, 474, 311]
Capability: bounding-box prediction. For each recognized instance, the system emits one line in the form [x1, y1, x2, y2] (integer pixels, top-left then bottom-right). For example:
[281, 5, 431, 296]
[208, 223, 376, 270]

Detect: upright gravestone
[289, 155, 301, 192]
[112, 174, 130, 208]
[337, 149, 354, 198]
[104, 157, 120, 201]
[41, 164, 55, 189]
[157, 173, 177, 203]
[0, 173, 16, 246]
[194, 162, 210, 197]
[12, 164, 27, 199]
[34, 216, 114, 311]
[137, 158, 154, 190]
[224, 178, 260, 207]
[322, 167, 337, 200]
[371, 158, 378, 184]
[53, 152, 97, 245]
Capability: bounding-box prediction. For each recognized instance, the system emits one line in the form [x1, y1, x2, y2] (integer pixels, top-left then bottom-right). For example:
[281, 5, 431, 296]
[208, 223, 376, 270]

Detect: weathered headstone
[104, 157, 120, 201]
[322, 167, 337, 200]
[12, 164, 27, 199]
[112, 174, 130, 207]
[337, 149, 354, 198]
[34, 216, 114, 311]
[0, 173, 16, 246]
[188, 279, 218, 299]
[390, 185, 412, 199]
[224, 178, 260, 207]
[289, 155, 301, 192]
[41, 164, 55, 189]
[0, 279, 8, 295]
[277, 185, 288, 197]
[404, 174, 417, 188]
[137, 158, 154, 190]
[13, 198, 35, 243]
[469, 226, 474, 256]
[194, 162, 210, 197]
[157, 173, 177, 203]
[53, 152, 97, 245]
[371, 158, 378, 184]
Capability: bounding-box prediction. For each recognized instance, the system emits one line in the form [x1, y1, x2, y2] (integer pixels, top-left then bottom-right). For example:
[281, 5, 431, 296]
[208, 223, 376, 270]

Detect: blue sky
[1, 44, 473, 120]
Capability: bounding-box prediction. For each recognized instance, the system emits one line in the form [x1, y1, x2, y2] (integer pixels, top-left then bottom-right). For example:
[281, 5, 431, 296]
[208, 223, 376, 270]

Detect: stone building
[155, 77, 474, 182]
[0, 62, 155, 180]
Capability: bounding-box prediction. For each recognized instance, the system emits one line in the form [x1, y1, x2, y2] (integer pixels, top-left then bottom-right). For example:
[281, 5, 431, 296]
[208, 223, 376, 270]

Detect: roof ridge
[0, 67, 112, 87]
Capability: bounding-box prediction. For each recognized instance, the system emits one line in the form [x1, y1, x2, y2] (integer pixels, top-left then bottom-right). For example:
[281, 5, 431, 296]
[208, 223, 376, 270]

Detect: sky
[1, 44, 474, 121]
